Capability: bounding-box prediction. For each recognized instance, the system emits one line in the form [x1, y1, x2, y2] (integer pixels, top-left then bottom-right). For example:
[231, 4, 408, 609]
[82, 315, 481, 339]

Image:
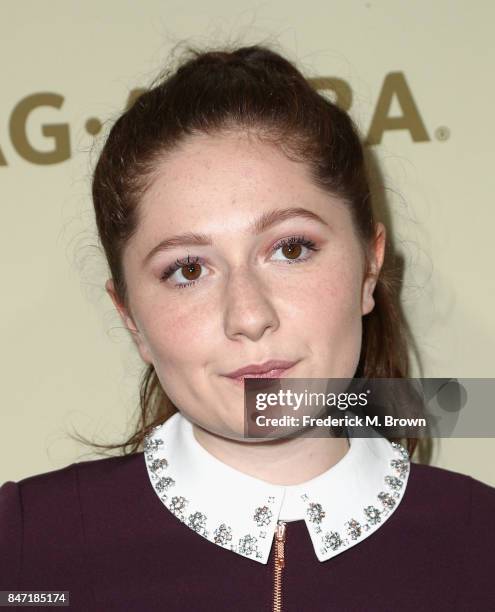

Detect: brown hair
[75, 43, 421, 459]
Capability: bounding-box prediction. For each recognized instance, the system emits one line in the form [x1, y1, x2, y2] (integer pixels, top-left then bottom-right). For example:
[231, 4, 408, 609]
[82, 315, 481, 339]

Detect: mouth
[222, 360, 299, 387]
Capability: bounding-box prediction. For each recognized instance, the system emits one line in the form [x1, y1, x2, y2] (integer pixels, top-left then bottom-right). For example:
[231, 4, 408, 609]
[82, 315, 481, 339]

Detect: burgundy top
[1, 453, 494, 611]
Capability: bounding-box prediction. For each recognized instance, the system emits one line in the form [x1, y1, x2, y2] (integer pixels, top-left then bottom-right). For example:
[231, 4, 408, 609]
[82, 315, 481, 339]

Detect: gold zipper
[272, 521, 287, 612]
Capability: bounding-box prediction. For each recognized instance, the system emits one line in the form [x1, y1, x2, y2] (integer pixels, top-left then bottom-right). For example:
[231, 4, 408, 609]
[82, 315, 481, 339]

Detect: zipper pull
[275, 521, 286, 569]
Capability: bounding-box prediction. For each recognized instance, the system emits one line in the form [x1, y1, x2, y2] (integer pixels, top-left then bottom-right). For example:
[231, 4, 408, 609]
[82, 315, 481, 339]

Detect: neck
[192, 423, 350, 486]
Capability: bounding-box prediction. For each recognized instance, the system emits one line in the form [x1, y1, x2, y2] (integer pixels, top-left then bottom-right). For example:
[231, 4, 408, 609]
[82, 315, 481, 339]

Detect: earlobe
[361, 276, 377, 316]
[361, 222, 386, 316]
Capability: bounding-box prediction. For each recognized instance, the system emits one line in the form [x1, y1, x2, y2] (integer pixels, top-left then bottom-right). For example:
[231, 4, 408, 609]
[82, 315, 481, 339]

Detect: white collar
[143, 411, 410, 564]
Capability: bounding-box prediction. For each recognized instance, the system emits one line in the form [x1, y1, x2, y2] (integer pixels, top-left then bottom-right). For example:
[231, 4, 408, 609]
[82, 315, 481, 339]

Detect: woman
[1, 44, 494, 611]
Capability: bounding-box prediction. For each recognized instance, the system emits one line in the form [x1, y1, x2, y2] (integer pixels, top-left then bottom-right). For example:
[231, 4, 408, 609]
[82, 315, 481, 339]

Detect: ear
[105, 279, 153, 364]
[361, 222, 386, 316]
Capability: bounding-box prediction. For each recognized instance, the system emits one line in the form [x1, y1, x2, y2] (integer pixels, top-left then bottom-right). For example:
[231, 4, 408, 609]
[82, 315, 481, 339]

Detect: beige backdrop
[1, 0, 494, 486]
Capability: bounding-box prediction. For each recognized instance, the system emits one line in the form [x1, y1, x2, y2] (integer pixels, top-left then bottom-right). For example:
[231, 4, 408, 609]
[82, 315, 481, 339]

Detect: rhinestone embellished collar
[143, 412, 410, 565]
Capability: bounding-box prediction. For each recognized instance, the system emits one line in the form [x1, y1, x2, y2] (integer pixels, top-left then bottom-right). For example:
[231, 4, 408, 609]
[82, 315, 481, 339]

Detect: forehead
[140, 130, 323, 215]
[131, 130, 355, 256]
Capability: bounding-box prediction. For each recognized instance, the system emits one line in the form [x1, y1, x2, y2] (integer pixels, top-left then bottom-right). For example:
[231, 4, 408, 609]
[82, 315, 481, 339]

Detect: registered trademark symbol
[85, 117, 102, 135]
[435, 126, 450, 141]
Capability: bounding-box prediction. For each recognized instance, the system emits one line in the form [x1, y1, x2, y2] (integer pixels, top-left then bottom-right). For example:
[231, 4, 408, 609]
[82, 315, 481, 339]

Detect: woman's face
[107, 130, 385, 439]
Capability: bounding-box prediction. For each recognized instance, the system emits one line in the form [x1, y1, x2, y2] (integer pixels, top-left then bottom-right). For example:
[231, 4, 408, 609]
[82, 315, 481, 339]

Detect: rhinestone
[150, 457, 168, 472]
[155, 476, 175, 493]
[307, 502, 326, 524]
[259, 531, 267, 539]
[323, 531, 343, 551]
[378, 491, 396, 509]
[391, 441, 409, 460]
[301, 493, 309, 501]
[385, 475, 403, 491]
[213, 523, 233, 545]
[253, 505, 273, 527]
[170, 496, 188, 515]
[144, 437, 164, 453]
[346, 518, 362, 540]
[364, 505, 382, 525]
[187, 512, 208, 536]
[390, 458, 409, 478]
[267, 496, 275, 504]
[239, 535, 258, 556]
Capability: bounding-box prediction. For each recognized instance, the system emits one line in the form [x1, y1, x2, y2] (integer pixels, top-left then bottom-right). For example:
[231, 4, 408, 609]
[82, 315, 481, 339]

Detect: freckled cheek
[289, 267, 363, 374]
[142, 302, 213, 361]
[283, 264, 361, 322]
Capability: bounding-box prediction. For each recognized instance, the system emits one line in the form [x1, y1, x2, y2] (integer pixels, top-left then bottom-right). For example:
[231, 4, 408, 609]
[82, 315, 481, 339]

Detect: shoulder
[1, 452, 144, 511]
[0, 453, 145, 589]
[407, 462, 495, 607]
[406, 461, 495, 518]
[392, 461, 495, 552]
[407, 460, 495, 502]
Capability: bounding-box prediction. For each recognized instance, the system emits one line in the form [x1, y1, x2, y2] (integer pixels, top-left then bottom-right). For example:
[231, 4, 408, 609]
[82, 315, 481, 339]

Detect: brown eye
[181, 262, 202, 280]
[281, 243, 302, 260]
[271, 235, 319, 265]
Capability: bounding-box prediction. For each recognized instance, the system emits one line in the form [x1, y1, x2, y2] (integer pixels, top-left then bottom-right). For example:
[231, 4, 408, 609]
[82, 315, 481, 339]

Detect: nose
[223, 265, 279, 342]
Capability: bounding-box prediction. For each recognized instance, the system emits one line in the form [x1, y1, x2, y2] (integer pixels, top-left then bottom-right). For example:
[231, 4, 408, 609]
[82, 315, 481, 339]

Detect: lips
[224, 359, 298, 380]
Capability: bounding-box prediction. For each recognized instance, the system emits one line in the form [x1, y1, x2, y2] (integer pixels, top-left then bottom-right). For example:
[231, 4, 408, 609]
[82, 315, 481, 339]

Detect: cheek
[284, 255, 363, 328]
[281, 256, 364, 373]
[140, 299, 213, 365]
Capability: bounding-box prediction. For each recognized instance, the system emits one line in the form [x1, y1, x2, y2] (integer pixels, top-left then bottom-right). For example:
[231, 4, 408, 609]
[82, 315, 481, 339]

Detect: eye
[270, 235, 319, 263]
[159, 235, 320, 290]
[159, 255, 207, 289]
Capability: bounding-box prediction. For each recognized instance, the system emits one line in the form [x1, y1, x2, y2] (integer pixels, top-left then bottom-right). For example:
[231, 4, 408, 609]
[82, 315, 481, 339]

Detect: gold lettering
[309, 77, 352, 112]
[125, 88, 147, 111]
[367, 72, 429, 145]
[10, 93, 70, 164]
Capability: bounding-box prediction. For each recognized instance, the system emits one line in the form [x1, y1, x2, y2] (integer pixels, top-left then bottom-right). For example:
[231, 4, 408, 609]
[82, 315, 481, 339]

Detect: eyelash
[159, 235, 320, 289]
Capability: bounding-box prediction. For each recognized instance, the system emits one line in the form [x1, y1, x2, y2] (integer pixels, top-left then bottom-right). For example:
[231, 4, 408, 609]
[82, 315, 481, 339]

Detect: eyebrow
[142, 207, 330, 266]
